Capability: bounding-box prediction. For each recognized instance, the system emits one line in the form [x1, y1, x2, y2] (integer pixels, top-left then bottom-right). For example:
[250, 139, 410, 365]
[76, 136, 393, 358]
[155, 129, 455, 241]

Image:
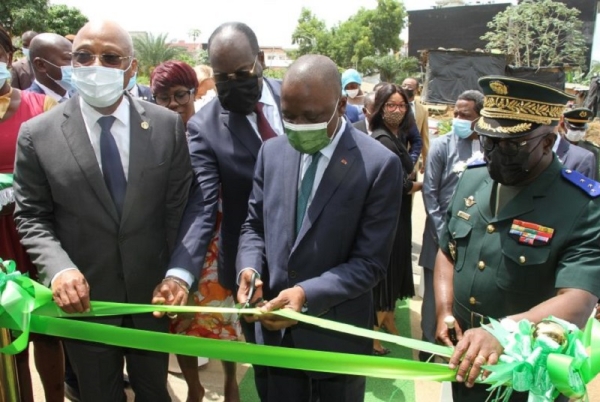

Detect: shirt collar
[552, 133, 561, 154]
[319, 117, 347, 160]
[259, 80, 275, 107]
[129, 84, 139, 98]
[79, 95, 130, 128]
[34, 79, 67, 101]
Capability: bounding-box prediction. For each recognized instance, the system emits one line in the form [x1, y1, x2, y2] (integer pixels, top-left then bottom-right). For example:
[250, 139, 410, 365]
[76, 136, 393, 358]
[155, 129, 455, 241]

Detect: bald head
[74, 20, 133, 56]
[364, 92, 376, 110]
[284, 55, 341, 99]
[22, 31, 38, 48]
[29, 33, 72, 61]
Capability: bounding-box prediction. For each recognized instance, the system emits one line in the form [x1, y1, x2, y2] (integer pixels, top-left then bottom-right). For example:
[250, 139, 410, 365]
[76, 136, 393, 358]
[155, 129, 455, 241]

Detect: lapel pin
[464, 196, 476, 208]
[341, 158, 347, 165]
[141, 121, 149, 130]
[457, 210, 470, 221]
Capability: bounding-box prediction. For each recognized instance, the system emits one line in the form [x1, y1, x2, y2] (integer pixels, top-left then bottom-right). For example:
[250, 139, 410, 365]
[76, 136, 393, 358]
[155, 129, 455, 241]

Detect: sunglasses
[71, 51, 132, 67]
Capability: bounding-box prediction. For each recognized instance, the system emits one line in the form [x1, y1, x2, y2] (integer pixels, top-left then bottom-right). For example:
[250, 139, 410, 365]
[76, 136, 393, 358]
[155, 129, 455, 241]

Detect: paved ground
[28, 189, 600, 401]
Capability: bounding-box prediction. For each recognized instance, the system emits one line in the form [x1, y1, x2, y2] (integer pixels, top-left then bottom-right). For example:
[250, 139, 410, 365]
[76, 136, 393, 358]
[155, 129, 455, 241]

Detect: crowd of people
[1, 17, 600, 402]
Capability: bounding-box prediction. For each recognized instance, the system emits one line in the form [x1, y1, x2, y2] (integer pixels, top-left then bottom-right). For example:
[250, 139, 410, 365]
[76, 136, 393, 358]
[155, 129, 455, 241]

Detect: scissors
[237, 271, 264, 309]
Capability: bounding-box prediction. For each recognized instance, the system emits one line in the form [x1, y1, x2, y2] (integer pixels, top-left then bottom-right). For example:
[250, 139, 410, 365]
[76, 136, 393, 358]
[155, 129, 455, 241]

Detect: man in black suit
[153, 21, 283, 401]
[353, 91, 375, 134]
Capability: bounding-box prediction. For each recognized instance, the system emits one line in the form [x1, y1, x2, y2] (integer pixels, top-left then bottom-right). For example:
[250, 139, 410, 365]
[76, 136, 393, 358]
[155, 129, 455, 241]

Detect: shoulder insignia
[561, 169, 600, 198]
[467, 160, 487, 169]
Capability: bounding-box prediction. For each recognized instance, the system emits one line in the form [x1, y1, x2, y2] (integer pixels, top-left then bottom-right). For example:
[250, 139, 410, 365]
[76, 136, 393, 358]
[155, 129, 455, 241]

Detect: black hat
[475, 76, 574, 138]
[563, 107, 593, 129]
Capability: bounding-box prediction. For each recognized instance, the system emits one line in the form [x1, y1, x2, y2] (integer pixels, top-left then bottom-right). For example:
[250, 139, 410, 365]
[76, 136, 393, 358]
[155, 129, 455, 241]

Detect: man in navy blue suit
[236, 54, 403, 402]
[152, 22, 284, 401]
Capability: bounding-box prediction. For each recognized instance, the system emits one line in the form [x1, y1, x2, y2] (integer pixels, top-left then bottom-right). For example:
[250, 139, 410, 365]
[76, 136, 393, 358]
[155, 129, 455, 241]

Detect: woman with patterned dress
[151, 61, 241, 402]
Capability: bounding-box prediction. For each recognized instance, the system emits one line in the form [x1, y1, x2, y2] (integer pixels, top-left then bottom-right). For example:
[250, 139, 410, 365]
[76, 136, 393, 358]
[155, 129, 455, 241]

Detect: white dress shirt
[247, 82, 284, 138]
[298, 118, 347, 211]
[79, 96, 131, 179]
[35, 79, 69, 102]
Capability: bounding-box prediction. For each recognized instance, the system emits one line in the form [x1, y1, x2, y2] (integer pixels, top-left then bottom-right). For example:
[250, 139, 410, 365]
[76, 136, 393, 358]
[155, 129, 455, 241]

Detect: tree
[361, 54, 420, 83]
[1, 0, 48, 36]
[45, 4, 88, 36]
[133, 33, 184, 76]
[290, 8, 328, 57]
[481, 0, 587, 69]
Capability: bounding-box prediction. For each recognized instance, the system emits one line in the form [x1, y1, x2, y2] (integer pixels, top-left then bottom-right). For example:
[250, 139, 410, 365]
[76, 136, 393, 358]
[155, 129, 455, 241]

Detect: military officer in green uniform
[434, 76, 600, 402]
[561, 107, 600, 180]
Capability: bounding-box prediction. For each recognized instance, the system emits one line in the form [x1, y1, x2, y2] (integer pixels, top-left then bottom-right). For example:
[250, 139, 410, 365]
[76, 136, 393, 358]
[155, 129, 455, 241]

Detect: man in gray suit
[13, 20, 192, 402]
[418, 90, 483, 360]
[554, 107, 597, 179]
[236, 55, 403, 402]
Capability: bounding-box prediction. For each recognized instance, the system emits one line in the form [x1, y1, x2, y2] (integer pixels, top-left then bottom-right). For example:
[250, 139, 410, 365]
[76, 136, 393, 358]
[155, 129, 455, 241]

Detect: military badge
[489, 80, 508, 95]
[448, 241, 457, 261]
[509, 219, 554, 246]
[457, 211, 470, 221]
[464, 196, 476, 208]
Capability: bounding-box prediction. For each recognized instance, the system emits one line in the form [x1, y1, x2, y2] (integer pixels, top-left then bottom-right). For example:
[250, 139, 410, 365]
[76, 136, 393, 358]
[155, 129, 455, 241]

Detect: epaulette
[466, 160, 486, 169]
[561, 169, 600, 198]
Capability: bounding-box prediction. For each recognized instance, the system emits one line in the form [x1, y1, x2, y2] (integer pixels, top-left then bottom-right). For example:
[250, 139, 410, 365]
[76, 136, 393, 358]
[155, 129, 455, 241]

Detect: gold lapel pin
[141, 121, 149, 130]
[464, 196, 476, 208]
[341, 159, 347, 165]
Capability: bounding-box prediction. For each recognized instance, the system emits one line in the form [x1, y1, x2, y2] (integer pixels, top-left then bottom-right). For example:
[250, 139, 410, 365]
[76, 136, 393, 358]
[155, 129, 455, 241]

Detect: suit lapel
[283, 145, 301, 253]
[120, 95, 151, 225]
[555, 136, 569, 161]
[223, 112, 262, 159]
[60, 96, 120, 223]
[293, 126, 357, 248]
[475, 176, 495, 223]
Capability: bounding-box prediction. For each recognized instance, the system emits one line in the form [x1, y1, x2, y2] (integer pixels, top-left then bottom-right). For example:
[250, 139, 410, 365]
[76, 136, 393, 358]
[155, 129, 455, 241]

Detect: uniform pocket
[498, 240, 552, 294]
[447, 217, 472, 272]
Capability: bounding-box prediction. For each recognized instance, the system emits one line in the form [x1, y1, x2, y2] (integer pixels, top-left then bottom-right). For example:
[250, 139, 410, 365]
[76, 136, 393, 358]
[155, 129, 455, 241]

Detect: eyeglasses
[71, 51, 132, 67]
[384, 102, 408, 112]
[154, 88, 195, 106]
[479, 132, 550, 156]
[213, 55, 258, 84]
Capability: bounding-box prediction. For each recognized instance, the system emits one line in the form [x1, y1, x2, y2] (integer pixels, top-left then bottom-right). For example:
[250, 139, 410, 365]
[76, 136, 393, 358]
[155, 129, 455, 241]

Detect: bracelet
[163, 276, 190, 294]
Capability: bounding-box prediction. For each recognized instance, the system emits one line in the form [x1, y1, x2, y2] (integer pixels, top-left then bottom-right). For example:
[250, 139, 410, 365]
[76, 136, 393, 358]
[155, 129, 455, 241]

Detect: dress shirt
[552, 133, 561, 155]
[79, 96, 131, 179]
[35, 80, 69, 102]
[129, 84, 139, 98]
[298, 118, 347, 210]
[247, 82, 284, 138]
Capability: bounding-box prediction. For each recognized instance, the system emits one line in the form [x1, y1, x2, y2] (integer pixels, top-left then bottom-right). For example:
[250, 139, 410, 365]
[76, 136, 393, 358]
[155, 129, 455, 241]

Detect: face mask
[216, 76, 261, 115]
[22, 48, 30, 60]
[565, 128, 585, 142]
[284, 100, 339, 154]
[346, 89, 359, 99]
[72, 64, 129, 108]
[383, 110, 405, 128]
[42, 59, 74, 92]
[404, 89, 415, 99]
[0, 62, 10, 89]
[126, 73, 137, 91]
[452, 118, 474, 139]
[485, 134, 547, 186]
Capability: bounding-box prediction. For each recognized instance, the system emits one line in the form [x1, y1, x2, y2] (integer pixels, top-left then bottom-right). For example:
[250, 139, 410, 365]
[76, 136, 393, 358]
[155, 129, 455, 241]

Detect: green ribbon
[0, 173, 14, 208]
[0, 174, 12, 190]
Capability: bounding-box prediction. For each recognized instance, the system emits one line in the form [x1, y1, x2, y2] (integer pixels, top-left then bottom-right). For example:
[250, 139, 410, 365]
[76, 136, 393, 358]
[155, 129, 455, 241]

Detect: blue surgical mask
[0, 62, 10, 89]
[126, 73, 137, 91]
[72, 63, 130, 108]
[452, 118, 474, 139]
[41, 59, 74, 92]
[22, 48, 30, 60]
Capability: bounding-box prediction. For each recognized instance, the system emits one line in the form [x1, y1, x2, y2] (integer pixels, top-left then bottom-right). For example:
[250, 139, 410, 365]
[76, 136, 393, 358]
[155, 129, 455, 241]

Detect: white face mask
[346, 89, 359, 99]
[0, 62, 10, 89]
[72, 64, 130, 108]
[565, 128, 585, 142]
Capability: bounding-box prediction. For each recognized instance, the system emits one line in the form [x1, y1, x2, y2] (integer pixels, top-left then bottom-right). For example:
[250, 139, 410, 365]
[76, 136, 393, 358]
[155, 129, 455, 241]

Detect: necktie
[98, 116, 127, 217]
[254, 102, 277, 141]
[296, 153, 322, 236]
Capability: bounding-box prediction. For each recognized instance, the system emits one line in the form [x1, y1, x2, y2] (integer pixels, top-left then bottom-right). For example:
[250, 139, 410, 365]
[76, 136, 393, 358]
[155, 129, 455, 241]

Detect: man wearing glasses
[434, 76, 600, 402]
[152, 21, 284, 401]
[13, 20, 192, 401]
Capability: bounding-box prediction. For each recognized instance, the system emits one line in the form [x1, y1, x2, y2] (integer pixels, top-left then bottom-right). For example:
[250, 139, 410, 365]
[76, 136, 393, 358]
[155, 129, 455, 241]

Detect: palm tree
[361, 54, 420, 83]
[133, 33, 184, 76]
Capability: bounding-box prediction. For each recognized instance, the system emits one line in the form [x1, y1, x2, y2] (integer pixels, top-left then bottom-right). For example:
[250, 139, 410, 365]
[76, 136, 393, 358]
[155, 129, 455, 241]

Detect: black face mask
[485, 134, 547, 186]
[404, 89, 415, 99]
[216, 76, 261, 115]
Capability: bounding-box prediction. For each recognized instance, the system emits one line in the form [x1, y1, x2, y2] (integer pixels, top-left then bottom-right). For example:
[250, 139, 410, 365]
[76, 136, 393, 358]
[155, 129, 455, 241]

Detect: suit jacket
[352, 118, 368, 134]
[168, 78, 282, 291]
[136, 84, 154, 102]
[237, 124, 403, 363]
[578, 140, 600, 181]
[555, 136, 597, 180]
[413, 98, 429, 167]
[10, 58, 34, 90]
[419, 132, 476, 270]
[13, 93, 193, 331]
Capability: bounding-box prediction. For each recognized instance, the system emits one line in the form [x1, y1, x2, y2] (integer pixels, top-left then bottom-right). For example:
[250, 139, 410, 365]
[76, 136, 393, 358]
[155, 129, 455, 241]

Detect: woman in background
[151, 60, 241, 402]
[368, 83, 422, 354]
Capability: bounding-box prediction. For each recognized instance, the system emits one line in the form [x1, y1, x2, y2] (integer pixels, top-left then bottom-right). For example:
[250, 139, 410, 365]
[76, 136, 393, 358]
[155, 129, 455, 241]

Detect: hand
[435, 313, 463, 347]
[51, 269, 90, 314]
[152, 277, 189, 318]
[410, 181, 423, 194]
[420, 166, 425, 174]
[595, 304, 600, 320]
[408, 171, 417, 181]
[257, 286, 305, 331]
[237, 269, 264, 323]
[449, 328, 503, 387]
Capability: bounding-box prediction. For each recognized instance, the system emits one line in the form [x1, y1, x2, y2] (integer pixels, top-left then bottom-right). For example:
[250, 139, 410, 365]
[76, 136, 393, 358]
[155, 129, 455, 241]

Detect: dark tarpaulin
[423, 51, 506, 105]
[504, 66, 566, 90]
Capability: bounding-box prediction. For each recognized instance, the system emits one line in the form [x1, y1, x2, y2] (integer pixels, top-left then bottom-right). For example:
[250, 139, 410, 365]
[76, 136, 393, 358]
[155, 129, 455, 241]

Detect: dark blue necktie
[296, 152, 322, 236]
[98, 116, 127, 217]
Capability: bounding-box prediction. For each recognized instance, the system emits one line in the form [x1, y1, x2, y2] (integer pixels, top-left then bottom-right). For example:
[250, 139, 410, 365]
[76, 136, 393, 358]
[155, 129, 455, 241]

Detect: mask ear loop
[329, 98, 342, 141]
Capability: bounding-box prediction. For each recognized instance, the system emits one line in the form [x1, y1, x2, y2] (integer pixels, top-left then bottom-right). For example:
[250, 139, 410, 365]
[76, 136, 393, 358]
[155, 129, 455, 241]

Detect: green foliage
[437, 119, 453, 136]
[263, 68, 287, 80]
[133, 33, 184, 76]
[45, 4, 88, 36]
[290, 0, 407, 72]
[1, 0, 48, 36]
[481, 0, 587, 68]
[361, 54, 419, 84]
